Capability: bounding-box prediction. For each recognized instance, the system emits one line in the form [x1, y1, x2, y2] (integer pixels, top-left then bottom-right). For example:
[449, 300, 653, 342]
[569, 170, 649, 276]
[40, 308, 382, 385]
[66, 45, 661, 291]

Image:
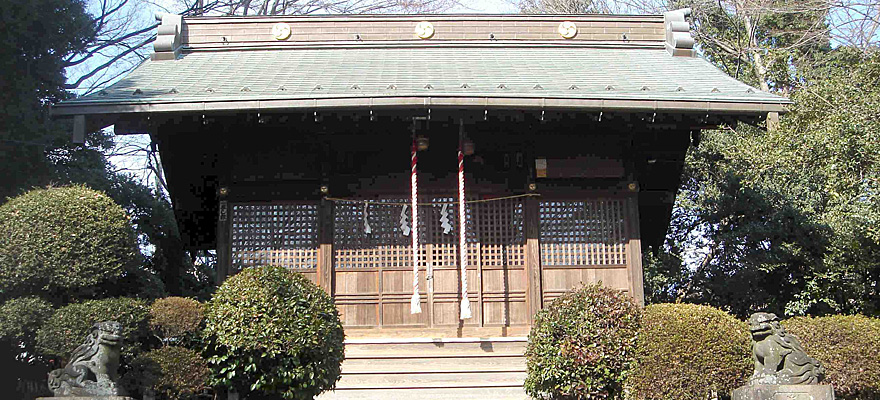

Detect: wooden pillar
[317, 198, 335, 295]
[626, 195, 645, 305]
[215, 196, 231, 285]
[524, 195, 543, 322]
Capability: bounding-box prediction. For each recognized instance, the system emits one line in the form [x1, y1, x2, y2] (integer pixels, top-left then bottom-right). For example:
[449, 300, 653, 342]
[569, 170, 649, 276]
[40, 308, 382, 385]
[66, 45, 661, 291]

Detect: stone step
[341, 355, 525, 373]
[315, 337, 530, 400]
[334, 371, 528, 390]
[344, 337, 528, 357]
[318, 386, 530, 400]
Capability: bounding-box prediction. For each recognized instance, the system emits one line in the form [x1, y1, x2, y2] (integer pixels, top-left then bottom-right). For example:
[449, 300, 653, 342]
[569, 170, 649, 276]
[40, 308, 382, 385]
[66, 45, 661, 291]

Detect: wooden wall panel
[334, 270, 379, 294]
[431, 268, 463, 293]
[483, 300, 528, 326]
[541, 266, 630, 303]
[481, 268, 526, 293]
[338, 304, 378, 327]
[296, 270, 319, 285]
[382, 302, 429, 325]
[381, 270, 427, 294]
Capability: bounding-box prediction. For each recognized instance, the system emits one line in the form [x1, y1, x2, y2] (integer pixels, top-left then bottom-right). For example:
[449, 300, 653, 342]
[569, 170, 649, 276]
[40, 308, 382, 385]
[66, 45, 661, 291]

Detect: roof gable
[54, 12, 789, 118]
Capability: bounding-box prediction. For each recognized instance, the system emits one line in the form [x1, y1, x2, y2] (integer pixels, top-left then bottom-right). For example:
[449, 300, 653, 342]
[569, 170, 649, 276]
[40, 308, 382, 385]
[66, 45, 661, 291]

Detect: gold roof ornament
[558, 21, 577, 39]
[415, 21, 434, 39]
[272, 22, 291, 40]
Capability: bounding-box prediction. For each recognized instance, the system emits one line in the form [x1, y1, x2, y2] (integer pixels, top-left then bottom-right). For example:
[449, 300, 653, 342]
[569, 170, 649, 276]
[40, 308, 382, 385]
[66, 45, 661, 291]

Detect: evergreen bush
[35, 297, 152, 363]
[0, 296, 54, 354]
[121, 346, 209, 400]
[785, 315, 880, 399]
[203, 265, 344, 400]
[626, 303, 751, 400]
[0, 185, 137, 300]
[150, 297, 204, 340]
[524, 283, 640, 400]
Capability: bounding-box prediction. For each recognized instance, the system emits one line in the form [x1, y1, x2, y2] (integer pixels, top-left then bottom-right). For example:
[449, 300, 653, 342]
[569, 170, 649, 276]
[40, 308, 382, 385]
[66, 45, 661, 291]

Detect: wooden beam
[215, 197, 231, 285]
[524, 195, 542, 322]
[626, 196, 645, 305]
[317, 198, 335, 295]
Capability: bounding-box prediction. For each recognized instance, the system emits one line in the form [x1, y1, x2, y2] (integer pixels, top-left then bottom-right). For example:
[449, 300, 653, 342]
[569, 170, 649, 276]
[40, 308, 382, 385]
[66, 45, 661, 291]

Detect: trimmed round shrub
[121, 346, 210, 400]
[0, 185, 137, 299]
[627, 303, 751, 400]
[785, 315, 880, 399]
[35, 297, 152, 363]
[150, 297, 204, 340]
[203, 265, 344, 400]
[0, 296, 54, 353]
[524, 283, 641, 400]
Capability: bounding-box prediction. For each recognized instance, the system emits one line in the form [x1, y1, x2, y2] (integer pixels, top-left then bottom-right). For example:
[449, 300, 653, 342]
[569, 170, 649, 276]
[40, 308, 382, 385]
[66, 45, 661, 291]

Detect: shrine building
[53, 11, 789, 338]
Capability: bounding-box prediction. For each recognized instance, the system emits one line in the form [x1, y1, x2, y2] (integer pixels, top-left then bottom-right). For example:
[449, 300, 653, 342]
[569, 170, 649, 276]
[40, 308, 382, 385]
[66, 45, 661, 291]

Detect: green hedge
[626, 303, 751, 400]
[150, 297, 204, 340]
[785, 315, 880, 399]
[0, 185, 137, 300]
[524, 284, 640, 399]
[35, 297, 153, 364]
[0, 296, 54, 354]
[203, 265, 344, 400]
[121, 346, 209, 400]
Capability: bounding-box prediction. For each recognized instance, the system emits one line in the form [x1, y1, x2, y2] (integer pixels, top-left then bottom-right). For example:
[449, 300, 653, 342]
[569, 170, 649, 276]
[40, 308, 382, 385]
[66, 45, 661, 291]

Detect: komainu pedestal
[732, 313, 835, 400]
[732, 384, 835, 400]
[37, 397, 135, 400]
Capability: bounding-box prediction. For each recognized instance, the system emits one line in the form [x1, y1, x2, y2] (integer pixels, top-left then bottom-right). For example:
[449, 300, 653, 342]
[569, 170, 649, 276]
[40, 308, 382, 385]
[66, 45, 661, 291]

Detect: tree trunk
[741, 10, 772, 92]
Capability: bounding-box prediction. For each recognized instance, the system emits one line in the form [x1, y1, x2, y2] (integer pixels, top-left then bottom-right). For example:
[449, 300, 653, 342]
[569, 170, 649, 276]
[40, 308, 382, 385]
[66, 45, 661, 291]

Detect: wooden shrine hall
[53, 11, 789, 337]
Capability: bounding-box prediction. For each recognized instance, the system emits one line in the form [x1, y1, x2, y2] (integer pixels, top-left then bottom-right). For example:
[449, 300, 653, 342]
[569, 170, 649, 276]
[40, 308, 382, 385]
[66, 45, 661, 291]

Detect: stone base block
[37, 397, 136, 400]
[732, 385, 835, 400]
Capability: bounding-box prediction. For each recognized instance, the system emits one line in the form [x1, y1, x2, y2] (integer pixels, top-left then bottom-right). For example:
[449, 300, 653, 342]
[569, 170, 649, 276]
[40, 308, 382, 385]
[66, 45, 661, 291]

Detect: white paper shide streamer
[363, 203, 372, 234]
[440, 203, 453, 234]
[400, 205, 410, 236]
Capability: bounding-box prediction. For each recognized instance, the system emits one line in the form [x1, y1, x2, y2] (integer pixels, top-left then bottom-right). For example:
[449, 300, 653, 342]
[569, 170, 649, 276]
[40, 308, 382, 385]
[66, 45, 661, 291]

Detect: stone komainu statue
[48, 321, 126, 396]
[748, 312, 825, 385]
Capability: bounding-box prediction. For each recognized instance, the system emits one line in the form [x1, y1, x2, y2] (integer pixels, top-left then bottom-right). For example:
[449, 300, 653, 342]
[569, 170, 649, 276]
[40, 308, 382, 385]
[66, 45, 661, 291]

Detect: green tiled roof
[55, 46, 789, 114]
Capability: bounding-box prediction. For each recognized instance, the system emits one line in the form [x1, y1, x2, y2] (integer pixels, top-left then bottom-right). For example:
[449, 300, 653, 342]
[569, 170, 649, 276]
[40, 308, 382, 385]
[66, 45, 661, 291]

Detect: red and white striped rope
[410, 141, 422, 314]
[458, 134, 472, 320]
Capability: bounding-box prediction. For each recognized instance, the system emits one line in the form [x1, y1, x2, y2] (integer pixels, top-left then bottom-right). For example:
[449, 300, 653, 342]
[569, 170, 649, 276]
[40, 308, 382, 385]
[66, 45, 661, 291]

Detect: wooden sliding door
[331, 196, 528, 329]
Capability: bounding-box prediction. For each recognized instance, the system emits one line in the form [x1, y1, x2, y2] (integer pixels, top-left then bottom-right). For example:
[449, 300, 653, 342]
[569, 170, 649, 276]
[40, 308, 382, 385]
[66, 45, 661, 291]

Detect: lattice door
[229, 203, 319, 270]
[330, 196, 527, 327]
[539, 199, 628, 266]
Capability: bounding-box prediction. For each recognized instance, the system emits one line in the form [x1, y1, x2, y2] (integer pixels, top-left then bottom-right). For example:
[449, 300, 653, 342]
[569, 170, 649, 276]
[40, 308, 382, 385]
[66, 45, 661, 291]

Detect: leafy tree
[0, 0, 96, 201]
[743, 49, 880, 315]
[648, 49, 880, 317]
[0, 185, 138, 302]
[673, 0, 832, 94]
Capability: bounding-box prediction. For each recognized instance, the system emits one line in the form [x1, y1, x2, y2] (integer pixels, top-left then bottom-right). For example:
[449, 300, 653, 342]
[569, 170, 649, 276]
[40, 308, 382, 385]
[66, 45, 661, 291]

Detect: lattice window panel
[333, 196, 524, 268]
[473, 197, 525, 267]
[230, 203, 319, 269]
[334, 199, 427, 268]
[428, 197, 480, 268]
[539, 199, 628, 266]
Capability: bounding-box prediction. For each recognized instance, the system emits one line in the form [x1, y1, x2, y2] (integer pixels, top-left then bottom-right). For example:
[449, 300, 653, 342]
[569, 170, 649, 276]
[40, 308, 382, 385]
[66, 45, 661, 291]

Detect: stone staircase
[317, 337, 529, 400]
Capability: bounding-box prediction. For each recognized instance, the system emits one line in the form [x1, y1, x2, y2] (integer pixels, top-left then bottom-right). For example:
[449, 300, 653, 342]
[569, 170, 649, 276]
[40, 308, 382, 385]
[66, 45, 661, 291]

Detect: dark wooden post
[317, 198, 335, 295]
[215, 194, 231, 285]
[626, 195, 645, 305]
[524, 194, 543, 322]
